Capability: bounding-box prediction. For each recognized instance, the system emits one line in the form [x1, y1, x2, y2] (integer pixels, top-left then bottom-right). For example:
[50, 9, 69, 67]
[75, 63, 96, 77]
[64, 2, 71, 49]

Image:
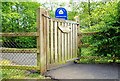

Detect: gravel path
[45, 63, 120, 80]
[1, 53, 37, 66]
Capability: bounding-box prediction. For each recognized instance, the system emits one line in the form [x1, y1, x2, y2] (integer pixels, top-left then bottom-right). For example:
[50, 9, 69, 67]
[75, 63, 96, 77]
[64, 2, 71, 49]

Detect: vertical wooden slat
[70, 23, 73, 59]
[54, 21, 58, 63]
[61, 22, 65, 61]
[58, 22, 62, 62]
[67, 23, 70, 60]
[60, 22, 62, 62]
[50, 19, 54, 63]
[74, 24, 76, 58]
[72, 23, 74, 58]
[75, 24, 78, 58]
[72, 24, 75, 58]
[64, 23, 67, 61]
[46, 12, 50, 69]
[69, 23, 71, 59]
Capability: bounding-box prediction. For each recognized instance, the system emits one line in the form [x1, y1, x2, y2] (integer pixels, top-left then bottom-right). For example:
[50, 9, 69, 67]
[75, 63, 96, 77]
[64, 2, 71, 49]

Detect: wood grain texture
[0, 32, 38, 37]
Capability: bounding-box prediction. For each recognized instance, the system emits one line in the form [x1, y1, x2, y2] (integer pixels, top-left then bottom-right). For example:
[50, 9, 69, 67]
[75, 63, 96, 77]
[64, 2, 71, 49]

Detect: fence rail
[0, 32, 38, 37]
[2, 65, 39, 70]
[0, 48, 37, 53]
[78, 32, 99, 36]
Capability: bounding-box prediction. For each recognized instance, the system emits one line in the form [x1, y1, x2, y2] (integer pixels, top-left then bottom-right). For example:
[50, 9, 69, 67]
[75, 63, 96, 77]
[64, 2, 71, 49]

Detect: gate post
[74, 16, 81, 61]
[37, 7, 49, 74]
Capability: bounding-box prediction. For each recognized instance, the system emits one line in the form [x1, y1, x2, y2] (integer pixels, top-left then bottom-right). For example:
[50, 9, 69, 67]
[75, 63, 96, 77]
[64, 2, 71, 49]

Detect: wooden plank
[54, 21, 58, 63]
[75, 24, 78, 58]
[0, 32, 38, 37]
[50, 19, 54, 63]
[67, 23, 70, 60]
[66, 22, 69, 60]
[61, 22, 65, 61]
[69, 23, 71, 59]
[64, 23, 67, 61]
[0, 48, 37, 53]
[70, 24, 73, 59]
[1, 65, 39, 70]
[72, 24, 75, 58]
[58, 22, 62, 62]
[37, 8, 41, 68]
[46, 13, 50, 69]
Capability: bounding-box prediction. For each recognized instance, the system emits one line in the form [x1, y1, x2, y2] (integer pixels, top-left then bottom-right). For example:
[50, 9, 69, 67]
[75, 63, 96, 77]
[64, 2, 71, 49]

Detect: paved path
[45, 63, 120, 79]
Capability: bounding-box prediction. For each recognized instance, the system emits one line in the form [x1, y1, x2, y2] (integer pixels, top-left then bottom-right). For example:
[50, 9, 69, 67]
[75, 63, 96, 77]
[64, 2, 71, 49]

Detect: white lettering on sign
[59, 10, 64, 14]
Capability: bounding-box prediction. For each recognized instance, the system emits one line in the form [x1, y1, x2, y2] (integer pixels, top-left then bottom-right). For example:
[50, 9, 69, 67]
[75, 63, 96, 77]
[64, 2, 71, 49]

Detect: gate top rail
[42, 14, 79, 25]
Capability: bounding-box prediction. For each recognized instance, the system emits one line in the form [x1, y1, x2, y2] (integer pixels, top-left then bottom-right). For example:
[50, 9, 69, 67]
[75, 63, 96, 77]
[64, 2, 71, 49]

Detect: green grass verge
[1, 69, 46, 79]
[0, 60, 48, 79]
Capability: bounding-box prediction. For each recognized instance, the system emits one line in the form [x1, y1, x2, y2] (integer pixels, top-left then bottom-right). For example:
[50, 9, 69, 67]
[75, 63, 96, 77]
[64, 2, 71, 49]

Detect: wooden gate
[37, 8, 80, 74]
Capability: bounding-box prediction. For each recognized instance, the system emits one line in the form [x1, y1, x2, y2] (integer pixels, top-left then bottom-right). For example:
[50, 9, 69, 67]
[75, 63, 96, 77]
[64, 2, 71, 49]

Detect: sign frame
[55, 7, 68, 20]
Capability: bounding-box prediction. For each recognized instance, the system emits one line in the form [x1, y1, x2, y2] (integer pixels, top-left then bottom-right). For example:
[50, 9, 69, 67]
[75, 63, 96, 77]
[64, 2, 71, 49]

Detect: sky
[38, 0, 107, 11]
[38, 0, 105, 3]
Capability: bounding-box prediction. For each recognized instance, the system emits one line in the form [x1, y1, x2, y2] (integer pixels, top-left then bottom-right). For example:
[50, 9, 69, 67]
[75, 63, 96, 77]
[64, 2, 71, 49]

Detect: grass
[1, 69, 46, 79]
[0, 60, 47, 79]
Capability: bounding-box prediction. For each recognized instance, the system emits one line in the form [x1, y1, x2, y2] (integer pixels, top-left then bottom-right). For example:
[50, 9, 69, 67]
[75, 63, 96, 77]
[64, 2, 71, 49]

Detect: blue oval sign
[55, 7, 68, 20]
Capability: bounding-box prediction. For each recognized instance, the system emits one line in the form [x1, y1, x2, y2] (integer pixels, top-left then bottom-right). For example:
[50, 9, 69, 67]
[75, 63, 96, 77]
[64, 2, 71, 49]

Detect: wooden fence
[1, 7, 80, 74]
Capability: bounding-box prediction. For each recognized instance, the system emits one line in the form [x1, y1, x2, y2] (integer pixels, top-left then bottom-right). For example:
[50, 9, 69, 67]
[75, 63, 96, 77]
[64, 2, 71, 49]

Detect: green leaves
[80, 1, 120, 60]
[2, 2, 40, 48]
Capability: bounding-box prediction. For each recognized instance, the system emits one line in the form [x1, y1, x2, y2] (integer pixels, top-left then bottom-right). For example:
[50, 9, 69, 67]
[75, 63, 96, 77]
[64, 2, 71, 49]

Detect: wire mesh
[1, 36, 37, 66]
[0, 32, 38, 79]
[0, 35, 39, 79]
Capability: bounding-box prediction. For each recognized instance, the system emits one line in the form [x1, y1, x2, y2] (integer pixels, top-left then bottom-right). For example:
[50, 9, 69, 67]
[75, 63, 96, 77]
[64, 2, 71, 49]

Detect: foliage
[81, 1, 120, 61]
[2, 2, 40, 48]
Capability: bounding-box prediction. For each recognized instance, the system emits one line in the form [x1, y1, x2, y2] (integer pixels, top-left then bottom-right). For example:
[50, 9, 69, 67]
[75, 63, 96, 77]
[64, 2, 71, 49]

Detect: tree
[2, 2, 40, 48]
[82, 1, 120, 62]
